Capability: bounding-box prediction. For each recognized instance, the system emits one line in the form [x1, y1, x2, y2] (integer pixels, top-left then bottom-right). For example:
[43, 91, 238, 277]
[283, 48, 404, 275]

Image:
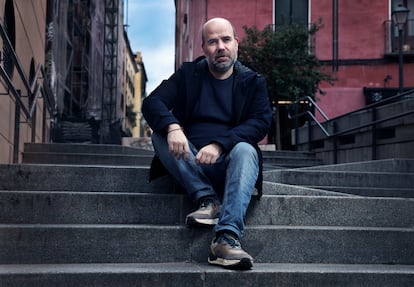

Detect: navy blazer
[142, 57, 272, 197]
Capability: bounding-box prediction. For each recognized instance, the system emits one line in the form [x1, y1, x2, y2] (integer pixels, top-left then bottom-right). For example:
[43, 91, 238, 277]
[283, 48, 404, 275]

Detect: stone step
[0, 224, 413, 265]
[22, 143, 323, 168]
[0, 164, 152, 193]
[262, 157, 323, 168]
[308, 186, 414, 198]
[3, 163, 410, 196]
[0, 164, 339, 195]
[300, 158, 414, 173]
[1, 191, 413, 228]
[22, 152, 153, 166]
[24, 143, 320, 160]
[22, 152, 321, 168]
[261, 149, 320, 159]
[0, 262, 413, 287]
[263, 169, 414, 190]
[23, 143, 155, 156]
[262, 181, 350, 196]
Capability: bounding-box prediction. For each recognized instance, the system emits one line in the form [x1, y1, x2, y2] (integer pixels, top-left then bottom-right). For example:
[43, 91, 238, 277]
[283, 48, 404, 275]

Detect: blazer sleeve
[141, 69, 183, 134]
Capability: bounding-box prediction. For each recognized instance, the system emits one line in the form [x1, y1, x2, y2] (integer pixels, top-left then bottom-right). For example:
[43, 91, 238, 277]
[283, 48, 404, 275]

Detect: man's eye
[208, 39, 217, 45]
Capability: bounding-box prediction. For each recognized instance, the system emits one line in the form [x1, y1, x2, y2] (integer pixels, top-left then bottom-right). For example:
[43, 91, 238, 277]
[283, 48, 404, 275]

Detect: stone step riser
[1, 192, 413, 228]
[1, 264, 413, 287]
[22, 152, 320, 167]
[22, 153, 153, 166]
[2, 165, 412, 194]
[307, 186, 414, 198]
[22, 153, 324, 169]
[264, 170, 414, 188]
[24, 143, 319, 160]
[23, 143, 155, 156]
[300, 159, 414, 173]
[0, 165, 151, 193]
[1, 226, 413, 265]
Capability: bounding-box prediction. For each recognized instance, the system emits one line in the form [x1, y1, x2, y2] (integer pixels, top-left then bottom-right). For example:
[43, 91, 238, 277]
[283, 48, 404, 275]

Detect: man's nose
[217, 40, 225, 50]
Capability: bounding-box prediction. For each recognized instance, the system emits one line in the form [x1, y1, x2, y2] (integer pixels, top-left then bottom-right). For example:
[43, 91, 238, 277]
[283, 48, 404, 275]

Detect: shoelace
[200, 198, 216, 208]
[220, 234, 241, 249]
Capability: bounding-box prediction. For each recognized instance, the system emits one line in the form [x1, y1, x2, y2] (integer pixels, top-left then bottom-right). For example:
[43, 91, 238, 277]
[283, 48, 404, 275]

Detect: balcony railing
[384, 19, 414, 55]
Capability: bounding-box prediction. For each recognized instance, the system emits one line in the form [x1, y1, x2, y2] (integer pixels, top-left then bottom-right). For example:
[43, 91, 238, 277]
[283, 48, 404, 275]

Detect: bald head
[201, 18, 237, 45]
[200, 17, 239, 79]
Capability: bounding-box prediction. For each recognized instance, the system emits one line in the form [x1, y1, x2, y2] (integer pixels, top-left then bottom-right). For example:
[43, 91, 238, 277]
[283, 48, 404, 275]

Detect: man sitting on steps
[142, 17, 272, 270]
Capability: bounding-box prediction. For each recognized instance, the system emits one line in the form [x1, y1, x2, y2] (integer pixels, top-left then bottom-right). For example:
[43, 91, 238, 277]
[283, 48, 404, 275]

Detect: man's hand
[167, 124, 190, 160]
[196, 143, 222, 165]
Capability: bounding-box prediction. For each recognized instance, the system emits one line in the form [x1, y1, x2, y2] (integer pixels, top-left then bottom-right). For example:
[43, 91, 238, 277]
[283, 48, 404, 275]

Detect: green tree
[238, 22, 336, 106]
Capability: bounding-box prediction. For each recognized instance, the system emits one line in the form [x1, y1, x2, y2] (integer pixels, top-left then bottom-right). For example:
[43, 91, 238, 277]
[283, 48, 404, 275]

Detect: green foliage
[238, 21, 336, 106]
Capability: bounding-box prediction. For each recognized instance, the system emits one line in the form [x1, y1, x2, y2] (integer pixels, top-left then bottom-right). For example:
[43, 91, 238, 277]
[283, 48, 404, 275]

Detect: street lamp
[392, 3, 410, 93]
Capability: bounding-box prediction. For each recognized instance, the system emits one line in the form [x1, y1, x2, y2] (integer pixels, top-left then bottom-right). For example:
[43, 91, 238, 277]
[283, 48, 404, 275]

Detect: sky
[124, 0, 176, 94]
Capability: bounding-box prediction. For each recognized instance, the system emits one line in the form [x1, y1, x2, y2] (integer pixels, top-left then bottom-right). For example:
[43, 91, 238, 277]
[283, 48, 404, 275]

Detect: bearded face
[202, 19, 239, 78]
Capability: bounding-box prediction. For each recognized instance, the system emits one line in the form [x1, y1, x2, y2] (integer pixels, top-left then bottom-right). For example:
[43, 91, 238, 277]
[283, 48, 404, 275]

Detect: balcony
[383, 19, 414, 56]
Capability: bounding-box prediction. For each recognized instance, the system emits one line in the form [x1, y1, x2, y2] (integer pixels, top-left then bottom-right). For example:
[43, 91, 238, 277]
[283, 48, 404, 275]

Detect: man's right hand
[167, 124, 190, 160]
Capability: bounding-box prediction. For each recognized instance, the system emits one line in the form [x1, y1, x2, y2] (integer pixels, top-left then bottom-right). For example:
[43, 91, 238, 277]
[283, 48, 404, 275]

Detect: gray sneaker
[208, 233, 253, 270]
[185, 197, 220, 227]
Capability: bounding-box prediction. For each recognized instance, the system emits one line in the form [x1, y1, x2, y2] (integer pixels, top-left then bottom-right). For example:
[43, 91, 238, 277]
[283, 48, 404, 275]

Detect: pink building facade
[175, 0, 414, 121]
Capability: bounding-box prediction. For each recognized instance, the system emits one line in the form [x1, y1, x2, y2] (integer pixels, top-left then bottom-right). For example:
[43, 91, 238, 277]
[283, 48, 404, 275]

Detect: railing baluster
[0, 20, 56, 162]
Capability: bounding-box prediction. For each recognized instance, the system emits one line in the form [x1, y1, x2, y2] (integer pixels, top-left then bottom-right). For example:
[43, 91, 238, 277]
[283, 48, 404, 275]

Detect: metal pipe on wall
[332, 0, 338, 72]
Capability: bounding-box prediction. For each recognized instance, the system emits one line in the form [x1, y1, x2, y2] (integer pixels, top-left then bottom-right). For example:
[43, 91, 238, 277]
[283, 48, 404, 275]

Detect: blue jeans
[151, 133, 258, 239]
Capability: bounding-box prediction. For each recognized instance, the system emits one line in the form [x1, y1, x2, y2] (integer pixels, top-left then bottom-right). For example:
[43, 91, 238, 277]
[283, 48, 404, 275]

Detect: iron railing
[289, 90, 414, 163]
[0, 21, 56, 163]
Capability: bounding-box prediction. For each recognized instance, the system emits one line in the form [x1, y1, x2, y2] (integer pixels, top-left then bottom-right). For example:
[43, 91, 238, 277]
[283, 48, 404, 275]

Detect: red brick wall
[175, 0, 414, 122]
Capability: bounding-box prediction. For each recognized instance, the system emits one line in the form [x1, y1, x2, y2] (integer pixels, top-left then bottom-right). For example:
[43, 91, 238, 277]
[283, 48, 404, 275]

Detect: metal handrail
[0, 19, 55, 162]
[332, 108, 414, 138]
[329, 89, 413, 123]
[0, 65, 30, 117]
[290, 90, 414, 137]
[288, 96, 330, 136]
[288, 90, 414, 162]
[0, 21, 31, 96]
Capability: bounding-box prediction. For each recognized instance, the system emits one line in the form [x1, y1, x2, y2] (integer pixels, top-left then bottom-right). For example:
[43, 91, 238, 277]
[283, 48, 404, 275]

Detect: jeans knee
[231, 142, 257, 155]
[230, 142, 258, 161]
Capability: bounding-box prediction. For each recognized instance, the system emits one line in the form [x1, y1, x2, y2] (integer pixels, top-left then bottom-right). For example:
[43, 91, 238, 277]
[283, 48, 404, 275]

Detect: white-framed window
[274, 0, 309, 26]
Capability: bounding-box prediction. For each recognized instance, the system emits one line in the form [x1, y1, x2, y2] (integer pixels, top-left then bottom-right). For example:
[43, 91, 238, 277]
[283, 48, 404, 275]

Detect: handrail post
[307, 118, 312, 152]
[294, 103, 299, 151]
[31, 107, 37, 143]
[42, 99, 47, 142]
[13, 90, 21, 163]
[333, 121, 338, 164]
[371, 107, 377, 160]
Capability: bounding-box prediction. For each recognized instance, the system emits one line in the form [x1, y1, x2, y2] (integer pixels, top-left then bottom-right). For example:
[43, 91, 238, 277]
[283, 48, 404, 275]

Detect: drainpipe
[333, 0, 338, 72]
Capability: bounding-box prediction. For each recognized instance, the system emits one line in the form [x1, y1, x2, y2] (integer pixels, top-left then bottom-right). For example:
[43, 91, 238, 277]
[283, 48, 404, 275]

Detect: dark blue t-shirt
[187, 72, 234, 149]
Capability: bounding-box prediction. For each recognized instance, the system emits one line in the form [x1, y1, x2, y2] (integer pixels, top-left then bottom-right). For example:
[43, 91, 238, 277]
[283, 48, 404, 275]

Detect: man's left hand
[196, 143, 222, 165]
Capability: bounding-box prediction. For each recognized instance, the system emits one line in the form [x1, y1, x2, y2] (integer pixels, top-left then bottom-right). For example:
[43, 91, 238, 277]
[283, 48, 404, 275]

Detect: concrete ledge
[0, 263, 413, 287]
[1, 224, 413, 265]
[2, 191, 413, 227]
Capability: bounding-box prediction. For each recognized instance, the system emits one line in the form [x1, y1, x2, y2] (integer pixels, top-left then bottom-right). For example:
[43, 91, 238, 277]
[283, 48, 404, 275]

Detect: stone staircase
[0, 143, 413, 286]
[20, 143, 323, 169]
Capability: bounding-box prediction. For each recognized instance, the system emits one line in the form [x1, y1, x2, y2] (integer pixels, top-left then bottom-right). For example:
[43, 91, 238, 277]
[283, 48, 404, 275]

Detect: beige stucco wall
[0, 0, 47, 163]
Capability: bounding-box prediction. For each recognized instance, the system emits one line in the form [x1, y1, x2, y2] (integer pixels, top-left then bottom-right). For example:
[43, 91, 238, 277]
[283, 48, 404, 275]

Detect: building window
[275, 0, 308, 26]
[391, 0, 414, 52]
[3, 0, 16, 78]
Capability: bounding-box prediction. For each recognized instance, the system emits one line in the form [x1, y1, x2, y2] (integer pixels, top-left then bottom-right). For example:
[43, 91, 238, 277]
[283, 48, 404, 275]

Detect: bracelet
[168, 127, 183, 133]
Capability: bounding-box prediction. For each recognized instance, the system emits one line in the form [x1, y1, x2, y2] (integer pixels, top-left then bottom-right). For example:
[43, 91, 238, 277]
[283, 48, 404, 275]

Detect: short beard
[208, 57, 236, 74]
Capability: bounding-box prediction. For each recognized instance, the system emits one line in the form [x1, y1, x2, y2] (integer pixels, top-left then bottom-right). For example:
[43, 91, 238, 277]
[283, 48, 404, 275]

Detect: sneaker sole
[185, 216, 218, 227]
[208, 255, 253, 270]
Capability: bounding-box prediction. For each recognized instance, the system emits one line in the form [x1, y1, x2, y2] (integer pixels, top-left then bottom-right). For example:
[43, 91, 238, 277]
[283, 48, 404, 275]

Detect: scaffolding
[45, 0, 123, 143]
[100, 0, 119, 143]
